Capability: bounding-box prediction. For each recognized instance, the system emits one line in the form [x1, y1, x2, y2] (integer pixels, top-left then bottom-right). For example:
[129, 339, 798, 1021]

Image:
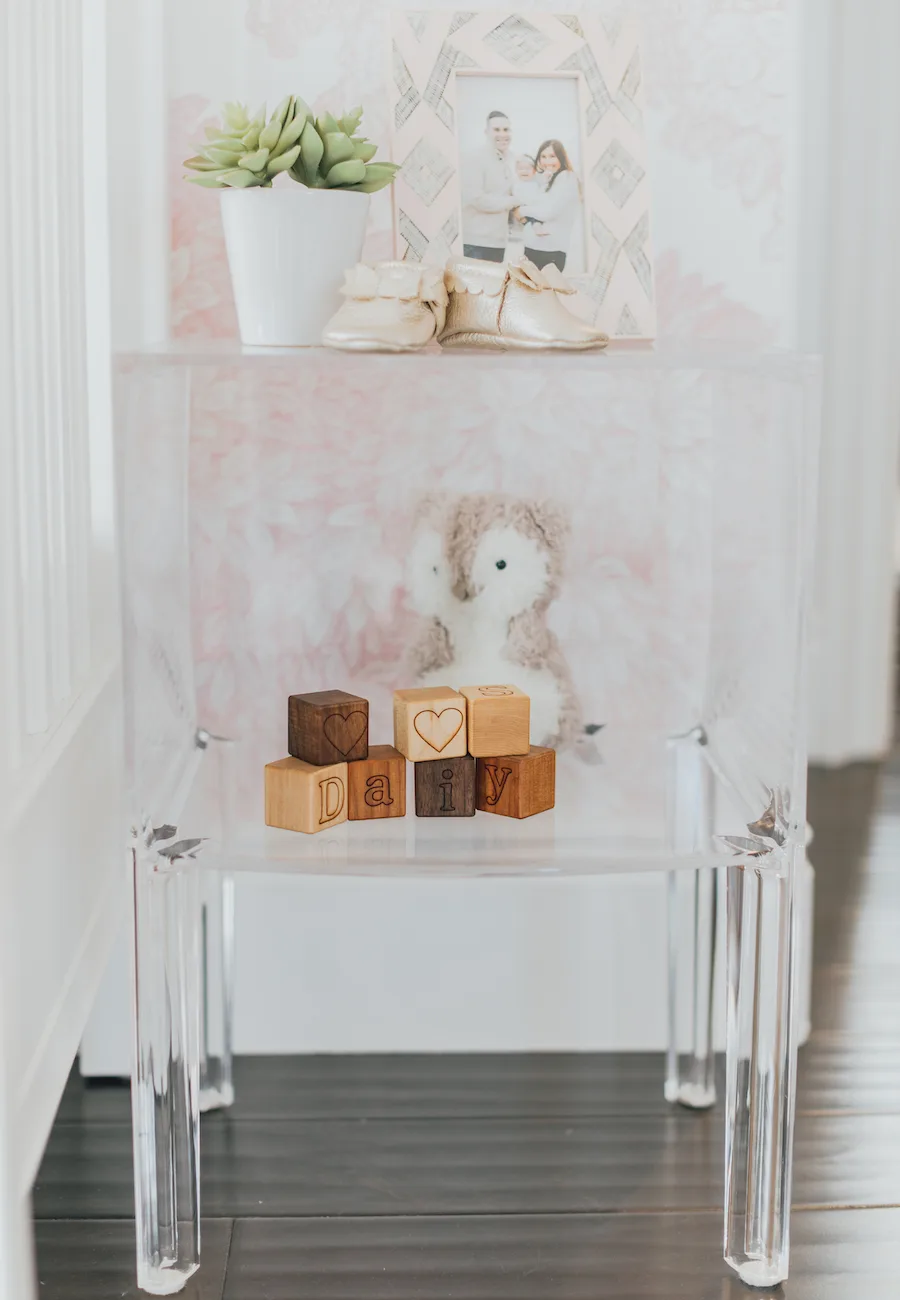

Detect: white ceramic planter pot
[220, 187, 370, 346]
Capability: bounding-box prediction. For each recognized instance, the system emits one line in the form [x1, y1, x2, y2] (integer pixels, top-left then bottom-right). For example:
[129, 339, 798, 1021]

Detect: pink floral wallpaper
[170, 0, 789, 344]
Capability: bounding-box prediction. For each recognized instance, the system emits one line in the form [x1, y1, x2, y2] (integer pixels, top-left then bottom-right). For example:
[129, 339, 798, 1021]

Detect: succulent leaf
[298, 117, 325, 186]
[220, 168, 261, 188]
[259, 98, 291, 152]
[187, 171, 229, 187]
[271, 108, 306, 158]
[347, 161, 401, 194]
[351, 139, 378, 163]
[267, 143, 302, 175]
[204, 146, 245, 167]
[238, 147, 271, 171]
[321, 131, 356, 173]
[316, 111, 340, 137]
[184, 155, 223, 171]
[325, 158, 367, 187]
[224, 101, 249, 130]
[340, 106, 364, 136]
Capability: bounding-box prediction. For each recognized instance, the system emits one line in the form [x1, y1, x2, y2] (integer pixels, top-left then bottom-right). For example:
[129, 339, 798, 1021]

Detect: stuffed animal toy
[406, 492, 601, 756]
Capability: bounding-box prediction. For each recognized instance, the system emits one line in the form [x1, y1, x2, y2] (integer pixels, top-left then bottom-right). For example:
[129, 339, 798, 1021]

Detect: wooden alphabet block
[393, 686, 468, 762]
[459, 684, 530, 757]
[348, 745, 407, 821]
[288, 690, 369, 766]
[475, 746, 555, 819]
[415, 755, 476, 818]
[265, 757, 349, 834]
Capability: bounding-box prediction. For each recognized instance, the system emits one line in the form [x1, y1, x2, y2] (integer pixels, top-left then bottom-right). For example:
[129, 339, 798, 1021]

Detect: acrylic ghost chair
[118, 344, 819, 1294]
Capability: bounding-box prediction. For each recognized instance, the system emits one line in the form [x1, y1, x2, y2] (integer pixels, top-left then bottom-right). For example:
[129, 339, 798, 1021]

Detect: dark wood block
[415, 755, 476, 818]
[288, 690, 368, 766]
[476, 746, 555, 819]
[348, 745, 407, 821]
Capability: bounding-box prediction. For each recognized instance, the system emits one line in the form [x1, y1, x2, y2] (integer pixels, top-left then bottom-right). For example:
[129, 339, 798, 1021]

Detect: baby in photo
[513, 153, 545, 206]
[509, 153, 544, 247]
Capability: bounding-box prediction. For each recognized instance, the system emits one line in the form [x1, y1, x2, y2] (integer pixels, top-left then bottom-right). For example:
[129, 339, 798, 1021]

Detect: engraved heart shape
[413, 707, 464, 753]
[323, 710, 367, 756]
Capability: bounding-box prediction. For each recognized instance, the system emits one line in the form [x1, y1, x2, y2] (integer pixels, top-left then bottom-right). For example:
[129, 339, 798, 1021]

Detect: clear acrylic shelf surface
[116, 342, 819, 879]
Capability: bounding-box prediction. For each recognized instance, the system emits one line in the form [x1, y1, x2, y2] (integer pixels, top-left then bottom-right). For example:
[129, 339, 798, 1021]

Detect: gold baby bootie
[322, 261, 448, 352]
[438, 257, 609, 352]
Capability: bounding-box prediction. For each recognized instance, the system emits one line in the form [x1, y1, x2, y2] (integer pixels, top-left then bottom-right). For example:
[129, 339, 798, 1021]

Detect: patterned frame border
[389, 11, 656, 338]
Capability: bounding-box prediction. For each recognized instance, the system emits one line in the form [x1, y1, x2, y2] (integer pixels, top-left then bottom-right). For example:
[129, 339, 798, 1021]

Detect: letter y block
[475, 746, 555, 819]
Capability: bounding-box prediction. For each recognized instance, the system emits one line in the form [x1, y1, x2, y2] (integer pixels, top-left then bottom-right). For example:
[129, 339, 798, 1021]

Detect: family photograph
[457, 75, 587, 275]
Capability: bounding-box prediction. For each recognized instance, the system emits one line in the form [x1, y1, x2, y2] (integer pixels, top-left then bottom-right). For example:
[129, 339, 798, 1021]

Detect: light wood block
[393, 686, 468, 762]
[475, 746, 555, 819]
[459, 684, 530, 757]
[348, 745, 407, 821]
[288, 690, 369, 766]
[265, 757, 349, 834]
[414, 755, 476, 817]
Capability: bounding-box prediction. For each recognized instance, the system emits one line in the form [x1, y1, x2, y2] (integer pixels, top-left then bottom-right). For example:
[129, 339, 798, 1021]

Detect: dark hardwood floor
[32, 763, 900, 1297]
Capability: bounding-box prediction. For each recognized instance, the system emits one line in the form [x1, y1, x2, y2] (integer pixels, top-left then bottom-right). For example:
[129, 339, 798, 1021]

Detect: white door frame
[0, 2, 122, 1294]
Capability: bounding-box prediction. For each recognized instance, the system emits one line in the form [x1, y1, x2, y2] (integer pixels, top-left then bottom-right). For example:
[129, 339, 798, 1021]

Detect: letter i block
[475, 746, 555, 819]
[265, 758, 349, 834]
[459, 684, 530, 757]
[348, 745, 407, 821]
[393, 687, 468, 762]
[288, 690, 369, 766]
[415, 755, 476, 817]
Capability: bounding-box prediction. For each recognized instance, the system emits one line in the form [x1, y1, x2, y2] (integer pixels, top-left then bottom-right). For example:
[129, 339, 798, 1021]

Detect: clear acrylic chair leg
[666, 867, 719, 1108]
[666, 727, 718, 1109]
[724, 853, 798, 1287]
[199, 871, 235, 1113]
[131, 845, 201, 1295]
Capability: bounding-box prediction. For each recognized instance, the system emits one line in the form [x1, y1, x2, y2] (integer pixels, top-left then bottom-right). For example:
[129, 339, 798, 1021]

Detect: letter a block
[288, 690, 369, 766]
[475, 746, 555, 819]
[459, 684, 530, 757]
[348, 745, 407, 821]
[265, 757, 349, 834]
[415, 755, 476, 817]
[393, 686, 468, 762]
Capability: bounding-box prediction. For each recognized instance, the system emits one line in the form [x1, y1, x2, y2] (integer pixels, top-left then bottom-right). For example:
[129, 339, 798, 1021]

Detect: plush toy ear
[524, 499, 571, 557]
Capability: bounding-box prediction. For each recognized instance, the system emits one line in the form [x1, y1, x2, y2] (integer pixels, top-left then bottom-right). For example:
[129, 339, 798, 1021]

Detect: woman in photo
[515, 139, 580, 272]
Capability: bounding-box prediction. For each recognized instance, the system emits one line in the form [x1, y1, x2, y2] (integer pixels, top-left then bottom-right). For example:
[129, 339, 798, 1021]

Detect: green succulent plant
[184, 96, 398, 193]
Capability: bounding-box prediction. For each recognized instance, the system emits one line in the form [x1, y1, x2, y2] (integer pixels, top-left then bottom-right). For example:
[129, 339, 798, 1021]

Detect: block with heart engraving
[348, 745, 407, 821]
[265, 757, 349, 834]
[392, 686, 468, 763]
[414, 755, 476, 818]
[459, 684, 530, 758]
[288, 690, 369, 766]
[475, 746, 556, 819]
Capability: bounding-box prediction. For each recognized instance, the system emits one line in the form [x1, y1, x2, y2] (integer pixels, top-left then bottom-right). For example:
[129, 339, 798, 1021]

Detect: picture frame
[389, 11, 656, 338]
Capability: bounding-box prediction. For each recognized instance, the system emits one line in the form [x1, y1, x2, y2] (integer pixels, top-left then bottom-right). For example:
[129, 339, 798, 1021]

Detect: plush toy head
[447, 495, 569, 617]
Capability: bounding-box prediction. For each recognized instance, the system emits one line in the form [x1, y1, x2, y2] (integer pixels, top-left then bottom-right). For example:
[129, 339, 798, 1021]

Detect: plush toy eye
[495, 559, 507, 570]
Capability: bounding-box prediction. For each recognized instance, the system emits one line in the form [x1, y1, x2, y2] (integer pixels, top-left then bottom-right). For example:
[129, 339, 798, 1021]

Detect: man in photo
[461, 110, 519, 263]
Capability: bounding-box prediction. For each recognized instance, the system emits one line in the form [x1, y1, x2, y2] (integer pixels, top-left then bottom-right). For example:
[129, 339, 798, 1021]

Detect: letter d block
[348, 745, 407, 821]
[265, 757, 348, 834]
[476, 746, 555, 819]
